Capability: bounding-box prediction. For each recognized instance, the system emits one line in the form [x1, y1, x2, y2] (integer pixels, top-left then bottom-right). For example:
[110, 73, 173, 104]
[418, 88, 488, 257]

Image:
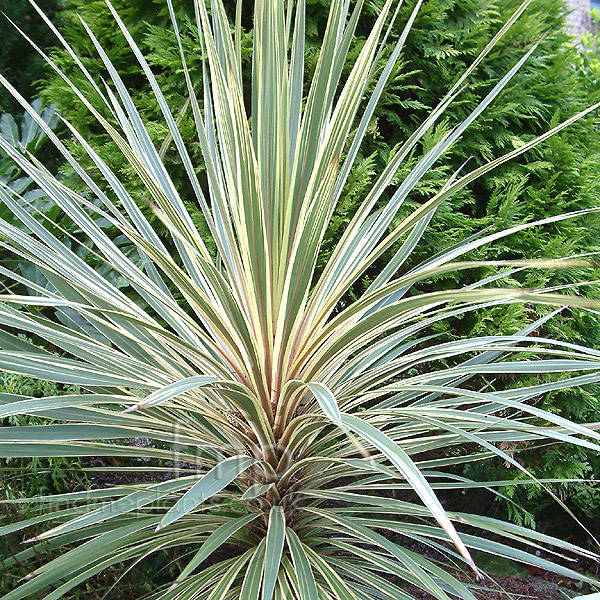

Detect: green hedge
[0, 0, 62, 114]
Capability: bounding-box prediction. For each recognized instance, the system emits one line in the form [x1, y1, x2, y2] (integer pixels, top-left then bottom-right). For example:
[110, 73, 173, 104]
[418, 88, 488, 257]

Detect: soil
[405, 571, 587, 599]
[399, 529, 597, 599]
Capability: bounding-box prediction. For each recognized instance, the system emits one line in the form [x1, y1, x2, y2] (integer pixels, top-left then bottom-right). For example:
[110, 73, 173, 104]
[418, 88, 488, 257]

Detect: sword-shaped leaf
[158, 456, 258, 530]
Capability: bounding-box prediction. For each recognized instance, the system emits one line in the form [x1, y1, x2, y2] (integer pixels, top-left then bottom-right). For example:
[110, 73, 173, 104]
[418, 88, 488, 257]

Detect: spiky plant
[1, 0, 600, 598]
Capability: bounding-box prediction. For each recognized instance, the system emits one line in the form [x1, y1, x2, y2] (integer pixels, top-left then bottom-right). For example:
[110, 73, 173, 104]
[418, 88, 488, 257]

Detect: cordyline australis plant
[1, 0, 600, 598]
